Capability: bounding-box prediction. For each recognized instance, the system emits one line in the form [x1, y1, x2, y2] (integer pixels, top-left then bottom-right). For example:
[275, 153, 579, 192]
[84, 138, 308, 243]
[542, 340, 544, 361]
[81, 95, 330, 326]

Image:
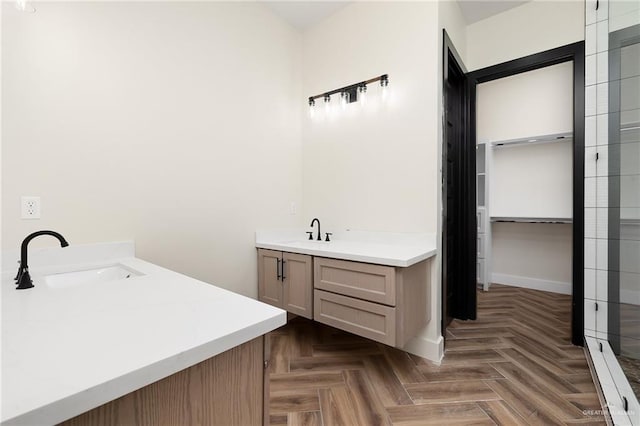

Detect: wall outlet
[289, 201, 297, 215]
[21, 196, 41, 219]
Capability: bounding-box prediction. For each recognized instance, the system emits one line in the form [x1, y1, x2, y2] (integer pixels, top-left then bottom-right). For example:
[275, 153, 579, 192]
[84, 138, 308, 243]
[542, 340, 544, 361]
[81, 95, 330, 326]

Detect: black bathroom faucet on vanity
[15, 230, 69, 290]
[307, 218, 332, 242]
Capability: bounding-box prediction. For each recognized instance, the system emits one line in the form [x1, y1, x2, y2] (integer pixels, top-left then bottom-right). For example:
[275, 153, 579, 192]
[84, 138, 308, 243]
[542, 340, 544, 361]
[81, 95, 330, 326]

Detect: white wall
[466, 0, 584, 71]
[301, 2, 439, 234]
[477, 62, 573, 289]
[477, 62, 574, 141]
[1, 2, 303, 298]
[492, 222, 573, 288]
[301, 1, 458, 360]
[478, 62, 574, 219]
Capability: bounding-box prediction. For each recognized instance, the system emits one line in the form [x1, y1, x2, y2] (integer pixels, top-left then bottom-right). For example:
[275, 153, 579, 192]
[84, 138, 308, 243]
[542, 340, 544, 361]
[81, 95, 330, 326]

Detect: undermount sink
[45, 264, 143, 289]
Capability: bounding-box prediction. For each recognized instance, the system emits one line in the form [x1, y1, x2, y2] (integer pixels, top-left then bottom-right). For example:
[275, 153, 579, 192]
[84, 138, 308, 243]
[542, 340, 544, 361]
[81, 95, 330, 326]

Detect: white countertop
[1, 242, 286, 425]
[255, 229, 437, 267]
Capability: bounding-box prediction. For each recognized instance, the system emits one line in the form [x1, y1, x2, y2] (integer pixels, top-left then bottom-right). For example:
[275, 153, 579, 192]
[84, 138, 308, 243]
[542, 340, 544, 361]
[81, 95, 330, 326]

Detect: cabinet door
[258, 249, 283, 308]
[282, 252, 313, 319]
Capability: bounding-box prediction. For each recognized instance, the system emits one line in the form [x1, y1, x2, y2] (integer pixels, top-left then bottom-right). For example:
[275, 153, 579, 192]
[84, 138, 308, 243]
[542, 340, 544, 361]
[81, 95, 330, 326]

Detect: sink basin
[45, 264, 143, 289]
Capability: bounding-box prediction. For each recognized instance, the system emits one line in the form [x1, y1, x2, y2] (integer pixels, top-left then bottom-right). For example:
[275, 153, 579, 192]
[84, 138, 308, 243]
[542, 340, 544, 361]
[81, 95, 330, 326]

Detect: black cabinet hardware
[276, 258, 281, 281]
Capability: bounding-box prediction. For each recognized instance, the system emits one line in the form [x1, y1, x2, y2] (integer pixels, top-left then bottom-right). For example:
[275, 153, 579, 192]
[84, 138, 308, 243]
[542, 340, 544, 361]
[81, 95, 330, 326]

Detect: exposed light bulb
[15, 0, 36, 13]
[359, 84, 367, 107]
[380, 75, 389, 101]
[324, 94, 331, 114]
[308, 98, 315, 118]
[340, 91, 349, 110]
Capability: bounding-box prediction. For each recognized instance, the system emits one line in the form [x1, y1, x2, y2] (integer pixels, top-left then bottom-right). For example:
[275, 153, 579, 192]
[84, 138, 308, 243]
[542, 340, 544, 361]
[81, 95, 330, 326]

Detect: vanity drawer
[314, 289, 396, 346]
[314, 257, 396, 306]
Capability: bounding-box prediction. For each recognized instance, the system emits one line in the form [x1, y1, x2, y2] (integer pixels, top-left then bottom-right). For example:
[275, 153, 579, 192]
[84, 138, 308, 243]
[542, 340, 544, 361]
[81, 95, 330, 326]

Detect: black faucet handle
[325, 232, 333, 242]
[306, 231, 314, 240]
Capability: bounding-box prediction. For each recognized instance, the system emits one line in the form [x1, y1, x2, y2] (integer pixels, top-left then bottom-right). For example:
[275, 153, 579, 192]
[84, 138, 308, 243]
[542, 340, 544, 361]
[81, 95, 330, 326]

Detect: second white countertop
[255, 229, 437, 267]
[1, 242, 285, 425]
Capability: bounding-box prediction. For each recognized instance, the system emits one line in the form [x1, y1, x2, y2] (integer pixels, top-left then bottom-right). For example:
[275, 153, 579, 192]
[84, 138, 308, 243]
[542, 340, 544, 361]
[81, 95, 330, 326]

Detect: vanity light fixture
[307, 74, 389, 114]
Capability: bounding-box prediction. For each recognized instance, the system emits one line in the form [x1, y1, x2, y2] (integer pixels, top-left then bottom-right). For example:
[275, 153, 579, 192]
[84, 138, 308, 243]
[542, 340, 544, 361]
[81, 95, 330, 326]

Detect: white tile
[597, 113, 608, 145]
[596, 269, 608, 301]
[596, 51, 609, 84]
[586, 115, 597, 147]
[585, 177, 597, 207]
[597, 176, 608, 207]
[610, 8, 640, 32]
[586, 54, 597, 86]
[586, 85, 597, 117]
[597, 207, 608, 239]
[585, 268, 597, 299]
[596, 0, 609, 22]
[597, 238, 608, 270]
[596, 301, 608, 333]
[597, 83, 609, 115]
[585, 238, 597, 269]
[586, 0, 597, 25]
[610, 0, 639, 19]
[584, 299, 596, 330]
[620, 239, 640, 275]
[621, 175, 640, 208]
[597, 20, 609, 53]
[586, 146, 598, 177]
[597, 145, 608, 177]
[585, 208, 597, 238]
[586, 23, 597, 56]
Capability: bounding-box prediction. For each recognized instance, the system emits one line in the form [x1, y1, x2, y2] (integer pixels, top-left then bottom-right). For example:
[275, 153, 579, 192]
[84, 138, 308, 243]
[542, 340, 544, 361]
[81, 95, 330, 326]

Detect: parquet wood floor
[268, 284, 605, 425]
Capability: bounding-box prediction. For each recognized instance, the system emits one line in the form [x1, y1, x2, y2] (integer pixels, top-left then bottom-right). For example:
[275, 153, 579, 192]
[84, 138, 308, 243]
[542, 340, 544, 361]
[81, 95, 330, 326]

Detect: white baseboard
[491, 273, 571, 295]
[402, 335, 444, 363]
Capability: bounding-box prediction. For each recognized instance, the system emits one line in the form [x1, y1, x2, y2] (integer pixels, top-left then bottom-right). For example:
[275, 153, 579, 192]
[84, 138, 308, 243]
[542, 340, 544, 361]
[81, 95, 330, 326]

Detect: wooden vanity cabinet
[257, 249, 313, 319]
[313, 257, 429, 347]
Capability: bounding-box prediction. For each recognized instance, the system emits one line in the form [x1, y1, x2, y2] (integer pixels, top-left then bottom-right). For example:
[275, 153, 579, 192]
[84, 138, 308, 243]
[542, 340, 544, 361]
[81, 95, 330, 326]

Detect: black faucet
[15, 230, 69, 290]
[310, 218, 321, 241]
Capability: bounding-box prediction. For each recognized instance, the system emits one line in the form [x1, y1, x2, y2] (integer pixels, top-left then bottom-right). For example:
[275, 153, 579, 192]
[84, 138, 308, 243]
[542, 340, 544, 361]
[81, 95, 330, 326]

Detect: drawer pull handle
[276, 258, 281, 281]
[282, 260, 286, 281]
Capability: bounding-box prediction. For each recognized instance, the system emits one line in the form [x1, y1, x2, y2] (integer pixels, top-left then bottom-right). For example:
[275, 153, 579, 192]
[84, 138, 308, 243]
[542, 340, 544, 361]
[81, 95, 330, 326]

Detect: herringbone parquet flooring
[268, 284, 606, 425]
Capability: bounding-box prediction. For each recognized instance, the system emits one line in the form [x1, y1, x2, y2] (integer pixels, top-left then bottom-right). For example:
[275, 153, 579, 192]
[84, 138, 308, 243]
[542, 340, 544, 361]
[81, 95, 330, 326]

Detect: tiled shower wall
[584, 0, 640, 424]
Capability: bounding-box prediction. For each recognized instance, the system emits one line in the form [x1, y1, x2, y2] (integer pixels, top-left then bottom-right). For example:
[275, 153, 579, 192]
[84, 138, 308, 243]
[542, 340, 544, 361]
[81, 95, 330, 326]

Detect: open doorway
[442, 41, 586, 346]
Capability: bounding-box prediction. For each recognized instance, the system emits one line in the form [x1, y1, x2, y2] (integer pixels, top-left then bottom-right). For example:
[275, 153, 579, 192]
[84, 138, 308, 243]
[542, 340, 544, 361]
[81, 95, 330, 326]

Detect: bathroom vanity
[1, 242, 285, 426]
[256, 230, 437, 348]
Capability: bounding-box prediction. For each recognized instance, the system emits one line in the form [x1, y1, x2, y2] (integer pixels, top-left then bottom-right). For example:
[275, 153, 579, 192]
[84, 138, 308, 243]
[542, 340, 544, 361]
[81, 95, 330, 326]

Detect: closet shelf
[490, 216, 572, 224]
[492, 132, 572, 149]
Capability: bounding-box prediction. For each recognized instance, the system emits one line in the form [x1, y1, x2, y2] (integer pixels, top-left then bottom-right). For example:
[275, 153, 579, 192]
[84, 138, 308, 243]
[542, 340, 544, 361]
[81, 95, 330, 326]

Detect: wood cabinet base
[59, 336, 268, 426]
[314, 259, 430, 348]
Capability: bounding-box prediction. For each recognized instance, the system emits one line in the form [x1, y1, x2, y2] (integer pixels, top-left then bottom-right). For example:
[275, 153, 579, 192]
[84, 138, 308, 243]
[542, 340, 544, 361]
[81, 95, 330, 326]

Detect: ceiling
[457, 0, 530, 24]
[263, 2, 351, 30]
[263, 1, 531, 30]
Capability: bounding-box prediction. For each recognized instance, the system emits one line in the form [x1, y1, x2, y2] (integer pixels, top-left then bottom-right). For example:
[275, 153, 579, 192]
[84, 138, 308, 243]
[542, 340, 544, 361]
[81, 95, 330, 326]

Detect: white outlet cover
[21, 196, 41, 219]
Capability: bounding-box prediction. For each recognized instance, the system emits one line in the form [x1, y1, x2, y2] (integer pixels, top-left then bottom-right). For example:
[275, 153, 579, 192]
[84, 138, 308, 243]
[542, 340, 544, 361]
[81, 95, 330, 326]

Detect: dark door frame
[466, 42, 586, 346]
[442, 30, 476, 333]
